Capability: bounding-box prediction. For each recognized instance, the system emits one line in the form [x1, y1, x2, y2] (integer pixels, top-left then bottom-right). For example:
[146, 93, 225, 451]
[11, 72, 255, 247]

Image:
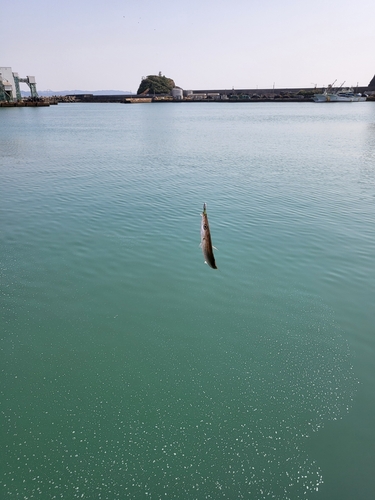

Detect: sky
[1, 0, 374, 93]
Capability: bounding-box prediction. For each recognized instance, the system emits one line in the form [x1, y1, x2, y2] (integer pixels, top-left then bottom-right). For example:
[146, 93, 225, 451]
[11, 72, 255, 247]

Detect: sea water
[1, 101, 375, 499]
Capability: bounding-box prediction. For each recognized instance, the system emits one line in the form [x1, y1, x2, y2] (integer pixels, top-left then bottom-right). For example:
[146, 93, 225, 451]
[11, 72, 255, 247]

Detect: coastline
[2, 86, 373, 106]
[62, 85, 373, 104]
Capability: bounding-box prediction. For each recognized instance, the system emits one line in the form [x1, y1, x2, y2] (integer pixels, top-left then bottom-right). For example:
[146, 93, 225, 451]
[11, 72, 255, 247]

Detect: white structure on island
[171, 87, 183, 100]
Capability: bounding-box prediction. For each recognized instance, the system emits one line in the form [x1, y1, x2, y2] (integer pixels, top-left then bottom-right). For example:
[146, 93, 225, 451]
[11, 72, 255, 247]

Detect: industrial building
[0, 67, 38, 102]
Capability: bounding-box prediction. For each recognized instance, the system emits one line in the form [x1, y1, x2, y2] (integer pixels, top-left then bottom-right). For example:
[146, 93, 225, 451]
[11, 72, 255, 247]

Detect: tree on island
[137, 72, 175, 95]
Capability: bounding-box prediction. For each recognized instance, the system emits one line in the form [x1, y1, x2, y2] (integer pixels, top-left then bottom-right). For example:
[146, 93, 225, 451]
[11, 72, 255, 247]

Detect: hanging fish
[201, 203, 217, 269]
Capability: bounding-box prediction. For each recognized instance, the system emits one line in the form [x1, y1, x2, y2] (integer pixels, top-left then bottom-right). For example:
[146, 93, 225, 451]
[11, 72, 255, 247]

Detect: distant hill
[21, 89, 132, 97]
[368, 75, 375, 90]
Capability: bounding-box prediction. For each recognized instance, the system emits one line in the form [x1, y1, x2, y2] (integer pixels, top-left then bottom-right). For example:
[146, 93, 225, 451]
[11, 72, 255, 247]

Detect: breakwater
[0, 100, 52, 107]
[63, 85, 371, 103]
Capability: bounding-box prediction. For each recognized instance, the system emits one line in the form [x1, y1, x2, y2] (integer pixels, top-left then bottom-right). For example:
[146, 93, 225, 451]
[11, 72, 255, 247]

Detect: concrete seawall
[0, 101, 51, 107]
[66, 85, 371, 103]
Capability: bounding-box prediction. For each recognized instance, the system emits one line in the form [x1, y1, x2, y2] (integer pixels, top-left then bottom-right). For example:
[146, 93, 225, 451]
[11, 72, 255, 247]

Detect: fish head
[201, 217, 208, 236]
[201, 205, 209, 238]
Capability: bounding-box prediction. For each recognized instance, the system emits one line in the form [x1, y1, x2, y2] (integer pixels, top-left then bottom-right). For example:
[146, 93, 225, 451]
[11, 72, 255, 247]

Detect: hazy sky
[2, 0, 374, 92]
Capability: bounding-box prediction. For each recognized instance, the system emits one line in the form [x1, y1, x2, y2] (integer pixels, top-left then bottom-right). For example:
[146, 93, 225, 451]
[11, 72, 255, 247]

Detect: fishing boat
[313, 81, 367, 102]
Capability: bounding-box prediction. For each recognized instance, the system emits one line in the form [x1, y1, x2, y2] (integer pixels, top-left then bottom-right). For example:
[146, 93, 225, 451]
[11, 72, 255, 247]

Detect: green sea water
[1, 102, 375, 499]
